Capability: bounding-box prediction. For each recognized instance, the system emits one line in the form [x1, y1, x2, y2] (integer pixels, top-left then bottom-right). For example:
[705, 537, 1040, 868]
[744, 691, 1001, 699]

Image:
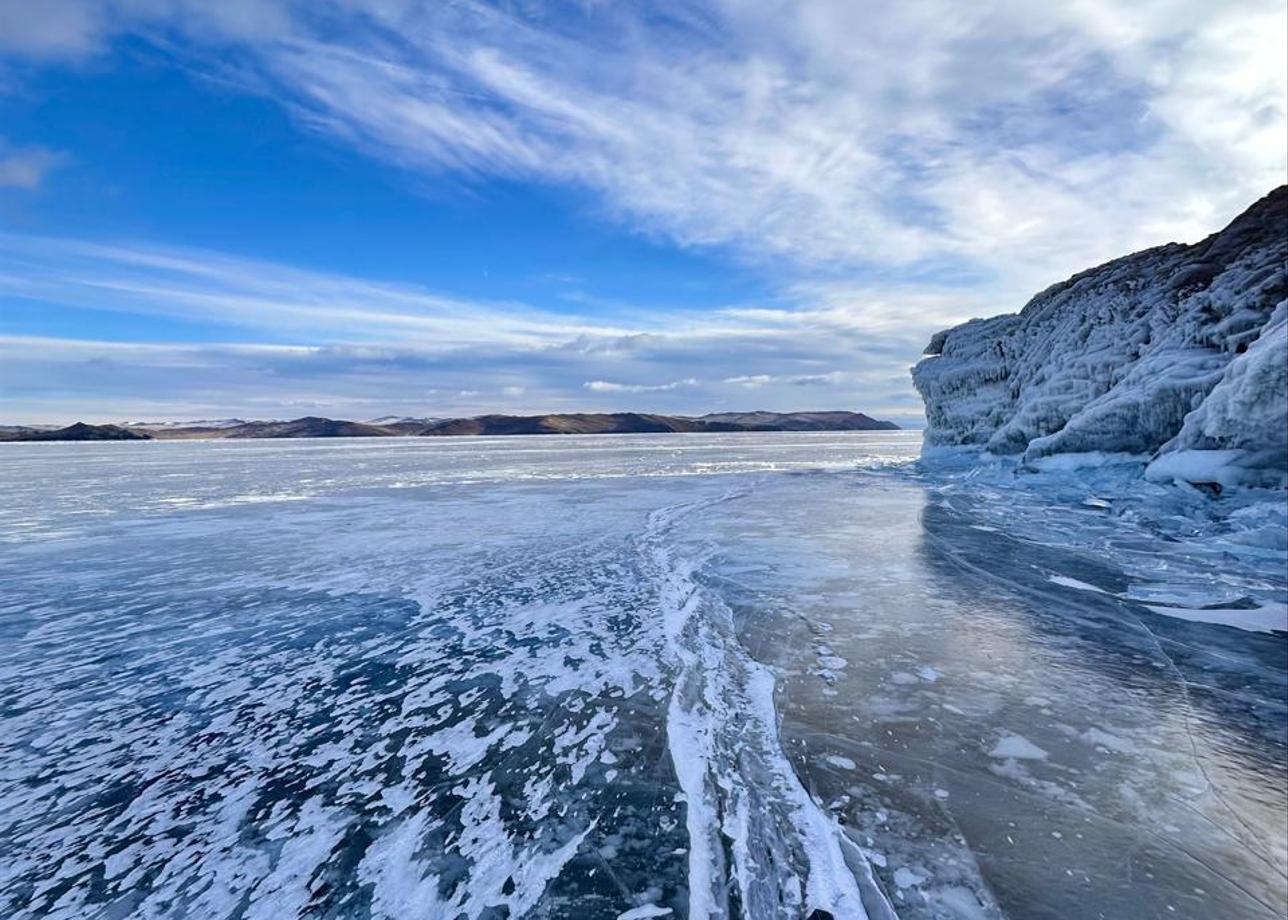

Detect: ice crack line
[640, 487, 886, 920]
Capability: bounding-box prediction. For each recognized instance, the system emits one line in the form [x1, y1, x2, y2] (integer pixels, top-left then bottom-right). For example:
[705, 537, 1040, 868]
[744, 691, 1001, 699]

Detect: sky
[0, 0, 1284, 425]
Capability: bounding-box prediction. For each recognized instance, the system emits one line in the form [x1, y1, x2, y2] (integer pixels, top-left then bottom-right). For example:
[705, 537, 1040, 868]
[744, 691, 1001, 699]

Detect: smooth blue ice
[0, 433, 1284, 919]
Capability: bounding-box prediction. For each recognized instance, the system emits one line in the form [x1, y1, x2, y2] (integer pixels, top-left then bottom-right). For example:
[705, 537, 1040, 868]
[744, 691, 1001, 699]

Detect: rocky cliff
[912, 186, 1288, 490]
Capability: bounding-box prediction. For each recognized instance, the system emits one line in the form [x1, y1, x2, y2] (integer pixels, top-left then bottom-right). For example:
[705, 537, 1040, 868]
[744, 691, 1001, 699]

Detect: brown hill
[223, 416, 394, 439]
[2, 422, 153, 442]
[2, 411, 901, 441]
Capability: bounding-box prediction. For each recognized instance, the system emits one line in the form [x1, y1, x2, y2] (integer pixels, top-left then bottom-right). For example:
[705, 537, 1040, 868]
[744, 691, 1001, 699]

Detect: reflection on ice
[715, 469, 1285, 919]
[0, 433, 1283, 919]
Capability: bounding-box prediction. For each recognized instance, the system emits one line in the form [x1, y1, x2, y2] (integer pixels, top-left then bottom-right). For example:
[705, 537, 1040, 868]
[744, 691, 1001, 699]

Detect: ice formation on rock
[913, 186, 1288, 489]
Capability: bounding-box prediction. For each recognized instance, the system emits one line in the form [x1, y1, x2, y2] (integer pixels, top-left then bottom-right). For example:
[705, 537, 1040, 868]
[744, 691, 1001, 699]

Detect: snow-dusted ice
[0, 432, 1284, 919]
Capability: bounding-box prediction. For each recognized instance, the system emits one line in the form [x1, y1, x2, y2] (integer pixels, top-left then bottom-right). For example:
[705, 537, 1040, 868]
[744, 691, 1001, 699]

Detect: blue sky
[0, 1, 1284, 424]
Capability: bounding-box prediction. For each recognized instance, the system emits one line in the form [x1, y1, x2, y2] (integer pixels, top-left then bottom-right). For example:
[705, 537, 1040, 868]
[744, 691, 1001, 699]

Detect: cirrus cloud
[0, 142, 64, 189]
[0, 0, 1283, 423]
[3, 0, 1282, 287]
[0, 233, 935, 424]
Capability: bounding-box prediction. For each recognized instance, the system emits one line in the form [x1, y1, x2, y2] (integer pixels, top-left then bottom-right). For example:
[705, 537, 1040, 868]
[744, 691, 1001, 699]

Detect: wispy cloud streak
[0, 0, 1283, 422]
[6, 1, 1282, 285]
[239, 0, 1287, 291]
[0, 235, 941, 423]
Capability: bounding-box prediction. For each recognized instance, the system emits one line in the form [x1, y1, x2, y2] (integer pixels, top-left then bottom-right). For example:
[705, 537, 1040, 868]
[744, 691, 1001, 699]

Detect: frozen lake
[1, 432, 1284, 919]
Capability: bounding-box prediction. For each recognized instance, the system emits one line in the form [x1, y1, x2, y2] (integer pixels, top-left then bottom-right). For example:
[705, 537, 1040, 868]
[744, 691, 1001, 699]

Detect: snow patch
[893, 867, 926, 889]
[1047, 575, 1108, 594]
[616, 905, 673, 919]
[988, 735, 1049, 761]
[1144, 602, 1287, 634]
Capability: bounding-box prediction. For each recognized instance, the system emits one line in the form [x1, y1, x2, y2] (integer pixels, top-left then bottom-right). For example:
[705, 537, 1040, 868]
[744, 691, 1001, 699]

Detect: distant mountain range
[0, 411, 899, 442]
[4, 422, 153, 442]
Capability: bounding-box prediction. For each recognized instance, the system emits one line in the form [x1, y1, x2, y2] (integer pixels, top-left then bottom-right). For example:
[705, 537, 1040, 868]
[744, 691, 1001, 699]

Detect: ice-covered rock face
[913, 186, 1288, 489]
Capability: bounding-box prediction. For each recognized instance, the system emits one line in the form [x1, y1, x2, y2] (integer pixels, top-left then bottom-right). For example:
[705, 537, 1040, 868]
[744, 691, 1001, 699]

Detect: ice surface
[1158, 300, 1288, 489]
[617, 906, 674, 919]
[913, 186, 1288, 490]
[718, 460, 1286, 918]
[1144, 602, 1288, 634]
[1047, 575, 1108, 593]
[0, 431, 1283, 919]
[988, 735, 1050, 761]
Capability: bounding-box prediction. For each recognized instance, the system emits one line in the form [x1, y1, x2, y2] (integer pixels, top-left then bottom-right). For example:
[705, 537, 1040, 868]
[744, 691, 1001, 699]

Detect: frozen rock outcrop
[913, 186, 1288, 489]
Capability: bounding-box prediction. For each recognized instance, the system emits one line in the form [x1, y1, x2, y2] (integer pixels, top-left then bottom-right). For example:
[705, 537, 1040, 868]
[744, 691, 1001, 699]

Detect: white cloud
[723, 372, 852, 389]
[6, 1, 1282, 287]
[223, 0, 1285, 291]
[0, 0, 292, 58]
[0, 143, 63, 189]
[584, 378, 700, 393]
[0, 0, 106, 58]
[0, 234, 931, 424]
[1, 1, 1283, 422]
[0, 232, 623, 348]
[724, 375, 772, 389]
